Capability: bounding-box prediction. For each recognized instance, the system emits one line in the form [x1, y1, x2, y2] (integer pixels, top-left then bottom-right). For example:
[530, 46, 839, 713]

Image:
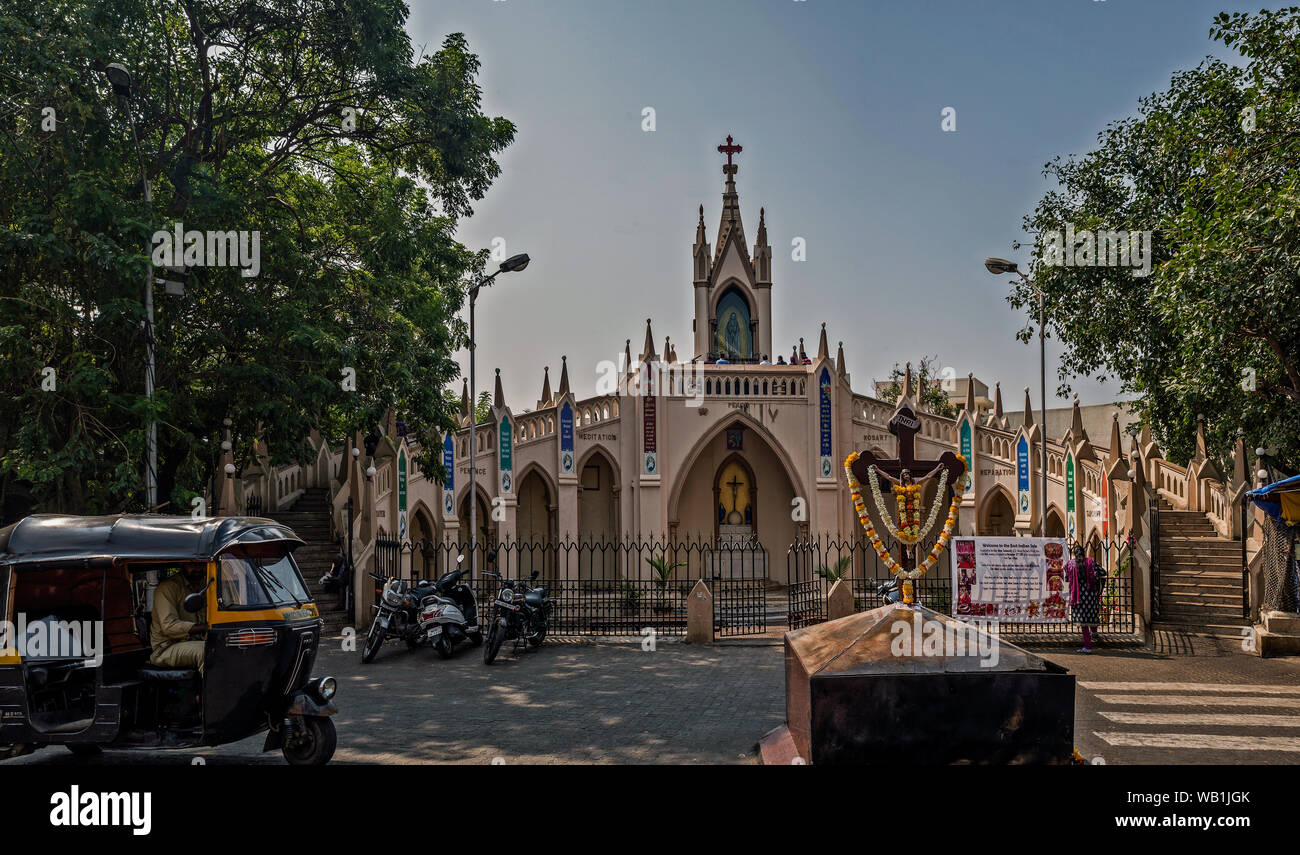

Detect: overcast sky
[404, 0, 1253, 413]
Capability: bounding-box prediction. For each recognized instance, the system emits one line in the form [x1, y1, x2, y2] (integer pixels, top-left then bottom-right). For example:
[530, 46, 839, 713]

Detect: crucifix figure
[725, 472, 746, 525]
[850, 402, 965, 576]
[717, 134, 742, 174]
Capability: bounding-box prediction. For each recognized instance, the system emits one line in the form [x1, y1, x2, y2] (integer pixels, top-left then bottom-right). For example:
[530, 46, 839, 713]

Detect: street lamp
[985, 257, 1049, 538]
[103, 61, 159, 510]
[467, 253, 530, 578]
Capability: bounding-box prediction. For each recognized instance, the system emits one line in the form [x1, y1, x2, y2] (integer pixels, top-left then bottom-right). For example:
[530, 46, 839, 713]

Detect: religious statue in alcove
[843, 400, 967, 605]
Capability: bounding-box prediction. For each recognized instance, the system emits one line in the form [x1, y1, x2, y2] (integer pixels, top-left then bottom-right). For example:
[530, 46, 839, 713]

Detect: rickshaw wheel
[282, 716, 336, 766]
[66, 744, 103, 757]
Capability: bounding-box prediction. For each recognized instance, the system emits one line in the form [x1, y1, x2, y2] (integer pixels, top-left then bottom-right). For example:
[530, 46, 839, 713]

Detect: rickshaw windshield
[218, 552, 310, 608]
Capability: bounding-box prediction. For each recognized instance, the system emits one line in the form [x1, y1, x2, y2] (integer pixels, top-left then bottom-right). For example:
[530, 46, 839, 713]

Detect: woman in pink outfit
[1066, 544, 1103, 653]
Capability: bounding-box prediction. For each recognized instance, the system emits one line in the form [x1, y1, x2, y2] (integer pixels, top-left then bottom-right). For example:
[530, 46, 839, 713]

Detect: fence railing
[786, 534, 1137, 640]
[368, 537, 767, 637]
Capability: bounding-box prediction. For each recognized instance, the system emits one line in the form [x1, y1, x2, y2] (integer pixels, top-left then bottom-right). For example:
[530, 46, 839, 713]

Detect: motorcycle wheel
[361, 613, 386, 663]
[528, 621, 548, 648]
[281, 716, 337, 766]
[483, 619, 506, 665]
[436, 633, 454, 659]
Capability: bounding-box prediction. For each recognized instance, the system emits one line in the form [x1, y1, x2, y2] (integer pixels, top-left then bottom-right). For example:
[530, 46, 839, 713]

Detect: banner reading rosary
[951, 536, 1069, 622]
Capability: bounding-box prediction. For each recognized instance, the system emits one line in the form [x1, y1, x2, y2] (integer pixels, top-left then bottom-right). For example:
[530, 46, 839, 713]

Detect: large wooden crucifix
[850, 401, 966, 575]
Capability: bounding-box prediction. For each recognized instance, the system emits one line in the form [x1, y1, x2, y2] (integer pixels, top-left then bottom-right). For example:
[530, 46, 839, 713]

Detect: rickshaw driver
[149, 565, 209, 675]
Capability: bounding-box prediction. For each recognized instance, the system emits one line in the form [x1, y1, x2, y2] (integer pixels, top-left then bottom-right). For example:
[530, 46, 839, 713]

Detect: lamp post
[467, 253, 530, 578]
[104, 62, 159, 510]
[985, 258, 1048, 537]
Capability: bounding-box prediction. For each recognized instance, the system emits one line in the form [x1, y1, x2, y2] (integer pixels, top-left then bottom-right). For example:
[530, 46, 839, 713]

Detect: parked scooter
[417, 555, 483, 658]
[362, 572, 435, 663]
[482, 569, 553, 665]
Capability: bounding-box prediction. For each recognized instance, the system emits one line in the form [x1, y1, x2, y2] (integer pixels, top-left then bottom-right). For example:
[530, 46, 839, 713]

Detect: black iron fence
[786, 534, 1137, 640]
[365, 537, 767, 637]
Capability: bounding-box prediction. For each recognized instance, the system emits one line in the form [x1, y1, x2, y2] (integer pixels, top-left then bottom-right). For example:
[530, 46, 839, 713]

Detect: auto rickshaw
[0, 514, 339, 765]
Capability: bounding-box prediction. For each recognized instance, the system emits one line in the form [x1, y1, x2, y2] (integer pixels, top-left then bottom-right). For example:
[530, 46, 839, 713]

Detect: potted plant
[646, 555, 687, 614]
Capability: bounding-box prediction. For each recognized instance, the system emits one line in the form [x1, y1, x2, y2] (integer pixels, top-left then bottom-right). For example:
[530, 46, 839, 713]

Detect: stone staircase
[1152, 500, 1247, 640]
[262, 487, 350, 637]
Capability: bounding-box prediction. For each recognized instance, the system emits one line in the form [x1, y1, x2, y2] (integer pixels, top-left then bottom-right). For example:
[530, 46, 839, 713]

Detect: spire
[1232, 428, 1247, 489]
[1107, 413, 1122, 462]
[460, 377, 470, 425]
[816, 323, 829, 361]
[798, 337, 807, 363]
[836, 341, 846, 377]
[989, 382, 1005, 427]
[624, 339, 633, 376]
[1069, 394, 1085, 443]
[753, 207, 772, 286]
[493, 368, 504, 409]
[964, 372, 976, 414]
[713, 135, 749, 266]
[640, 318, 657, 363]
[537, 365, 552, 410]
[1193, 414, 1209, 465]
[664, 336, 672, 363]
[901, 362, 915, 402]
[692, 204, 712, 284]
[1022, 387, 1034, 427]
[558, 355, 570, 397]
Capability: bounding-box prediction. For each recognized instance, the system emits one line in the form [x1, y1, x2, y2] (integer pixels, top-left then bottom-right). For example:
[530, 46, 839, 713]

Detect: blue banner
[442, 433, 454, 488]
[1017, 435, 1031, 514]
[818, 368, 833, 478]
[560, 403, 574, 474]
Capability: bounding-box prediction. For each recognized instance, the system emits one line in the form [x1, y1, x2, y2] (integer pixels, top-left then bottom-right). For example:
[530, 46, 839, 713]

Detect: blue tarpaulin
[1247, 473, 1300, 523]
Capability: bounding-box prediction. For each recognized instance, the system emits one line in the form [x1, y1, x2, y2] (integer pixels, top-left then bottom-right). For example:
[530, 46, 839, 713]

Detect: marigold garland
[844, 451, 968, 603]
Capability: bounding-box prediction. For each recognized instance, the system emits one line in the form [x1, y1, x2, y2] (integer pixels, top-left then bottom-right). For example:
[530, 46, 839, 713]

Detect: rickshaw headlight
[318, 676, 337, 701]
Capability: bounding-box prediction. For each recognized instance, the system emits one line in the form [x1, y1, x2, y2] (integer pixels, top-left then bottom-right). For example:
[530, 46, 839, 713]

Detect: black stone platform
[784, 602, 1075, 765]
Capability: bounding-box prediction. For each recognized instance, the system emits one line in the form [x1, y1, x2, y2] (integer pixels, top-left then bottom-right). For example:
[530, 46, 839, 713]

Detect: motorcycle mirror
[530, 571, 540, 581]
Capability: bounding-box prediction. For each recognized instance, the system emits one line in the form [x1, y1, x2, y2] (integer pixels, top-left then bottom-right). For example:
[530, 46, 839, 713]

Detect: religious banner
[643, 396, 657, 475]
[442, 433, 455, 517]
[959, 420, 973, 495]
[1016, 435, 1030, 515]
[397, 448, 408, 541]
[1065, 452, 1076, 541]
[952, 536, 1070, 622]
[560, 403, 574, 474]
[818, 368, 832, 478]
[499, 418, 513, 493]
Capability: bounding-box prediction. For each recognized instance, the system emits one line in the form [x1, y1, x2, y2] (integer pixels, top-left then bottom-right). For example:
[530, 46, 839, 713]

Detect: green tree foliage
[1014, 8, 1300, 471]
[879, 356, 959, 419]
[0, 1, 514, 514]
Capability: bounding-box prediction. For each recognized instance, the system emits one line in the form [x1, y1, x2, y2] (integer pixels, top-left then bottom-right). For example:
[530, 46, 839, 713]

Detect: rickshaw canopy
[0, 515, 304, 569]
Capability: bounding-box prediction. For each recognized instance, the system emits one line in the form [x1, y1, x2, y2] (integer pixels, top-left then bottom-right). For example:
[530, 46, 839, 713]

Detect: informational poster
[818, 368, 832, 478]
[560, 402, 574, 474]
[442, 433, 454, 516]
[499, 417, 513, 493]
[1016, 435, 1030, 515]
[952, 536, 1069, 622]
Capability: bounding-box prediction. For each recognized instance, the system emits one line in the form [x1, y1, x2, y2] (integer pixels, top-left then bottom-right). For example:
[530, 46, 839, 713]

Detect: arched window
[714, 287, 753, 360]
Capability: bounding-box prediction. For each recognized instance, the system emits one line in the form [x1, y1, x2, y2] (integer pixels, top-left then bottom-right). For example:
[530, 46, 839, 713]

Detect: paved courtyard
[10, 628, 1300, 766]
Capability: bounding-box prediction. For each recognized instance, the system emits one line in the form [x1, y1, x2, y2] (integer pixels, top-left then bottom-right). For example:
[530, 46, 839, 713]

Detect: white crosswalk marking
[1087, 680, 1300, 759]
[1080, 681, 1300, 695]
[1094, 694, 1300, 708]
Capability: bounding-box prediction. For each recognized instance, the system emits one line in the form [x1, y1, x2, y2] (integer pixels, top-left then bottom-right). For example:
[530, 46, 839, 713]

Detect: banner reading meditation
[951, 536, 1069, 622]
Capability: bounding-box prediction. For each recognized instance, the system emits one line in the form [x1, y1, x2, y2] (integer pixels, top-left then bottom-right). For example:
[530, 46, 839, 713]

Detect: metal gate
[371, 537, 400, 608]
[708, 540, 768, 637]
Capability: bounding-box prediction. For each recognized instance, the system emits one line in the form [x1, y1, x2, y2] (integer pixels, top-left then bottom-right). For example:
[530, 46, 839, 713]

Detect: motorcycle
[417, 555, 483, 659]
[482, 570, 553, 665]
[362, 572, 438, 663]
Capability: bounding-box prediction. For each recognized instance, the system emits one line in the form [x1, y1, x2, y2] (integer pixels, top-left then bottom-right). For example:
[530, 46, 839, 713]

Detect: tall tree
[1013, 8, 1300, 471]
[0, 0, 514, 515]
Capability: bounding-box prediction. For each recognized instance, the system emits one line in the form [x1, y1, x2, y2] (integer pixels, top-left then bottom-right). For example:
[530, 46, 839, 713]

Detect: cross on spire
[717, 134, 742, 175]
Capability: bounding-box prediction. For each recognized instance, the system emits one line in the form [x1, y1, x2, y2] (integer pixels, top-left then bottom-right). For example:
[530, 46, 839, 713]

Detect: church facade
[327, 140, 1172, 586]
